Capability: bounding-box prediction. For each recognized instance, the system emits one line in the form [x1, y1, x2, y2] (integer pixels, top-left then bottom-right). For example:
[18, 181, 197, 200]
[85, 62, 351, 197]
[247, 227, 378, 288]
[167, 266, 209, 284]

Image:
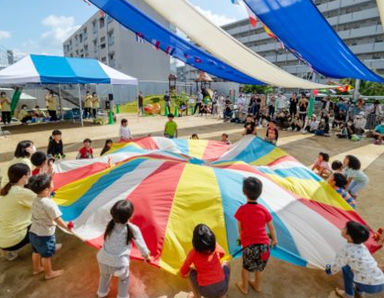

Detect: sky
[0, 0, 247, 59]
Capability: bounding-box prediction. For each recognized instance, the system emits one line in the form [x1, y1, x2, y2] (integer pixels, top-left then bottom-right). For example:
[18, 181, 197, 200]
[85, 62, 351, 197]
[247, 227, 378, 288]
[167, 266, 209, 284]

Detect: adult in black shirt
[289, 93, 298, 116]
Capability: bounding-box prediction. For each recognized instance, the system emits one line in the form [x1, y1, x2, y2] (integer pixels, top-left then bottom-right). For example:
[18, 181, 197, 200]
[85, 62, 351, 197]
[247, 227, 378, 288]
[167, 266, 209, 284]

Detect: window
[92, 20, 98, 34]
[100, 43, 106, 49]
[79, 33, 83, 43]
[100, 17, 105, 28]
[108, 31, 114, 46]
[101, 57, 107, 63]
[100, 36, 105, 43]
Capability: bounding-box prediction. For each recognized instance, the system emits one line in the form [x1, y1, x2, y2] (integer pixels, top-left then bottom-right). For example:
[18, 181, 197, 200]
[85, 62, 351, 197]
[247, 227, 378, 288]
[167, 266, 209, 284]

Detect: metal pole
[78, 84, 84, 126]
[353, 79, 361, 102]
[58, 84, 63, 120]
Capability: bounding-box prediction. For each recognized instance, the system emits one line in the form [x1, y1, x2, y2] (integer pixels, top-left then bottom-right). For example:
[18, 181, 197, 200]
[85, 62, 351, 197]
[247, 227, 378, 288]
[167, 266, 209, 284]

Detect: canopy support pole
[58, 84, 63, 121]
[353, 79, 360, 102]
[78, 84, 84, 127]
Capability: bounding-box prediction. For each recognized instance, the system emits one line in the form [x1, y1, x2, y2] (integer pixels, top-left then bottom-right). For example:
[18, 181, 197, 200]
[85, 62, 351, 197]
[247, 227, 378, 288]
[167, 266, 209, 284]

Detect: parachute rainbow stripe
[53, 136, 379, 274]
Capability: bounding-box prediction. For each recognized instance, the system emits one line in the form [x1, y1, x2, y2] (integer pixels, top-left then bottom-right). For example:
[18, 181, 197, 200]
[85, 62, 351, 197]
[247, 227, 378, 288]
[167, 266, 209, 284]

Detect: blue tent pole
[78, 84, 84, 127]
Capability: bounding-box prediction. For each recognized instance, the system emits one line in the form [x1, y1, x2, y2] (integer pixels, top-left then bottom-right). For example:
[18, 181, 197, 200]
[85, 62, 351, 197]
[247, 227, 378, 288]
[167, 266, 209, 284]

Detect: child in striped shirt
[328, 173, 356, 209]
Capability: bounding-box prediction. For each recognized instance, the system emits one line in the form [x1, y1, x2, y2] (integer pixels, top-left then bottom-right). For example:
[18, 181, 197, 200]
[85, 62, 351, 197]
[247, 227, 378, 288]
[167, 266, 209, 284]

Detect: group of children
[312, 153, 369, 207]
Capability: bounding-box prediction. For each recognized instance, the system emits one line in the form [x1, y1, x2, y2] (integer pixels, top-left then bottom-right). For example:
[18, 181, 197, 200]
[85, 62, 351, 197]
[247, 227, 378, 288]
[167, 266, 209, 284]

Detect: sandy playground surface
[0, 114, 383, 298]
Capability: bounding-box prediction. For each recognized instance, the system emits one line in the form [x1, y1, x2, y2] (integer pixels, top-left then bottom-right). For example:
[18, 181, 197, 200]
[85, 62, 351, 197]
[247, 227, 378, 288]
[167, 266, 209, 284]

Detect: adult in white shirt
[119, 118, 132, 141]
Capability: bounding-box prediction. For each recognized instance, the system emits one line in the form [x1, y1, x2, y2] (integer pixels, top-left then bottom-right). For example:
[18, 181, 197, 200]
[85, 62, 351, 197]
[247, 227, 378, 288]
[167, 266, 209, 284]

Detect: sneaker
[5, 251, 18, 261]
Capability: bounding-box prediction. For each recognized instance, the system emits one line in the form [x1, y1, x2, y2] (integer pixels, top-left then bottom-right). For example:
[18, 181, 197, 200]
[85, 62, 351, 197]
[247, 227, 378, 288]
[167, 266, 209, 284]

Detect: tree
[339, 79, 384, 96]
[241, 84, 274, 94]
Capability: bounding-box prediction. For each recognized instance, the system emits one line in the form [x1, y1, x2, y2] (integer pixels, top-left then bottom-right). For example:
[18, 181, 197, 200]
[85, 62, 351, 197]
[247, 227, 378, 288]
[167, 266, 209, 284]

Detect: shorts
[348, 180, 368, 196]
[189, 265, 230, 298]
[242, 244, 270, 272]
[29, 232, 56, 258]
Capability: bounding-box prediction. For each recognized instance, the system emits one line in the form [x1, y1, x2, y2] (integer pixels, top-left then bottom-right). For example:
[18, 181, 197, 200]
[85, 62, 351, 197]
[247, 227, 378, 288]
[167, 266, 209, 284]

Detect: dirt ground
[0, 114, 383, 298]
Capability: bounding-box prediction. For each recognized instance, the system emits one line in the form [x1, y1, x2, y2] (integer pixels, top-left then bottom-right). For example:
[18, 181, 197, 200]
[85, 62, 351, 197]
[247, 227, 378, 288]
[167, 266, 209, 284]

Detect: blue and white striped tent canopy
[0, 54, 138, 85]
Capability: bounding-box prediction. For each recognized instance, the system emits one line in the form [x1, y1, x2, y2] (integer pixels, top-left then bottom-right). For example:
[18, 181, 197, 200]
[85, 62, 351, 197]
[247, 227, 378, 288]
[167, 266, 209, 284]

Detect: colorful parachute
[53, 136, 379, 274]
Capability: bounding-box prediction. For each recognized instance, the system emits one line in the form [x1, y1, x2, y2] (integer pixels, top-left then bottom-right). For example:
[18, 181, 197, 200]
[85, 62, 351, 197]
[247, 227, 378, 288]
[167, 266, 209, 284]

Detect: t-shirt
[164, 94, 170, 102]
[30, 197, 62, 236]
[330, 243, 384, 286]
[32, 168, 41, 176]
[165, 121, 177, 137]
[0, 96, 11, 111]
[0, 186, 36, 248]
[335, 187, 356, 209]
[234, 202, 272, 247]
[97, 223, 149, 268]
[244, 121, 256, 135]
[313, 159, 331, 171]
[180, 244, 225, 286]
[1, 157, 33, 188]
[374, 124, 384, 134]
[78, 146, 93, 159]
[47, 139, 64, 156]
[120, 126, 132, 140]
[344, 168, 369, 185]
[45, 95, 56, 111]
[138, 95, 144, 107]
[92, 96, 100, 108]
[84, 95, 93, 108]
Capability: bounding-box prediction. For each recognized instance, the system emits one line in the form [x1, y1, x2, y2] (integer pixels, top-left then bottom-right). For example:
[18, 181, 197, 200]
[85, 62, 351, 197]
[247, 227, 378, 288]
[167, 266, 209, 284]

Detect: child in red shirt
[76, 138, 94, 159]
[235, 177, 278, 295]
[31, 151, 54, 176]
[179, 224, 230, 298]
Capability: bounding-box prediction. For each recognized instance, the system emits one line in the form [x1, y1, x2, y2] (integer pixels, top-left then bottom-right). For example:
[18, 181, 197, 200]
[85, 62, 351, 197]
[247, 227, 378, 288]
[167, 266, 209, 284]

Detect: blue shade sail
[244, 0, 384, 82]
[88, 0, 265, 85]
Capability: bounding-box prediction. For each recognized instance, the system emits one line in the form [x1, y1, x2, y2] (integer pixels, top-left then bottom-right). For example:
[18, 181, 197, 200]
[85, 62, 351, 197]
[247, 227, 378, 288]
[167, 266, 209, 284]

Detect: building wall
[63, 0, 170, 99]
[221, 0, 384, 80]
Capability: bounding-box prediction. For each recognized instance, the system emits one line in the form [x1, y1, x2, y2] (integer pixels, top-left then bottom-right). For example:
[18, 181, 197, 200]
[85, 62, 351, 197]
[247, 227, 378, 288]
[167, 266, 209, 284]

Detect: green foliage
[242, 85, 274, 94]
[339, 79, 384, 96]
[151, 97, 160, 103]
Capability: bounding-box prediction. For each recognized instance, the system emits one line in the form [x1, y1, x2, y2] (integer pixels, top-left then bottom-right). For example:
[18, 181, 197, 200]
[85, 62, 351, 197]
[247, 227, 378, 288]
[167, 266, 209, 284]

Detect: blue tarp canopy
[88, 0, 264, 85]
[244, 0, 384, 83]
[0, 54, 138, 85]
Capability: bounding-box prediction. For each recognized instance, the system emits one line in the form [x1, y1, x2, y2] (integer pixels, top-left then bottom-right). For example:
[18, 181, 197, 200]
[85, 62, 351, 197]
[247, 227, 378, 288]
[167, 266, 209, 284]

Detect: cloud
[0, 31, 11, 41]
[40, 15, 80, 54]
[194, 6, 236, 26]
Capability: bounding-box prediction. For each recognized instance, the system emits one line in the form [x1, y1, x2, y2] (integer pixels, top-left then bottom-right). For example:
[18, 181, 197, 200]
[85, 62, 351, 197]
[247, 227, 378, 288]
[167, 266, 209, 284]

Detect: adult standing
[289, 93, 298, 117]
[164, 91, 171, 113]
[268, 95, 276, 119]
[298, 94, 308, 128]
[194, 90, 203, 115]
[367, 100, 383, 130]
[92, 92, 100, 118]
[1, 140, 35, 188]
[321, 95, 334, 114]
[0, 163, 36, 260]
[0, 91, 11, 125]
[84, 91, 93, 119]
[45, 91, 58, 121]
[137, 91, 144, 116]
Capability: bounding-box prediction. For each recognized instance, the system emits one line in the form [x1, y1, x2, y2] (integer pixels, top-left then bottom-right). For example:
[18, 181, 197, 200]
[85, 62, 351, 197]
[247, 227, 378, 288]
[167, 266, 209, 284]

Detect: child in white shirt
[28, 174, 72, 280]
[326, 221, 384, 298]
[97, 200, 150, 298]
[119, 118, 132, 142]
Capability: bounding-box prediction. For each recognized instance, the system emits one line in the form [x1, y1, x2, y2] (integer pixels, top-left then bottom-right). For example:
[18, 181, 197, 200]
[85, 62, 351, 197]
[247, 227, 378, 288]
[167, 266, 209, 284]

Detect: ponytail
[1, 163, 30, 197]
[0, 182, 13, 196]
[104, 219, 115, 241]
[126, 224, 135, 245]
